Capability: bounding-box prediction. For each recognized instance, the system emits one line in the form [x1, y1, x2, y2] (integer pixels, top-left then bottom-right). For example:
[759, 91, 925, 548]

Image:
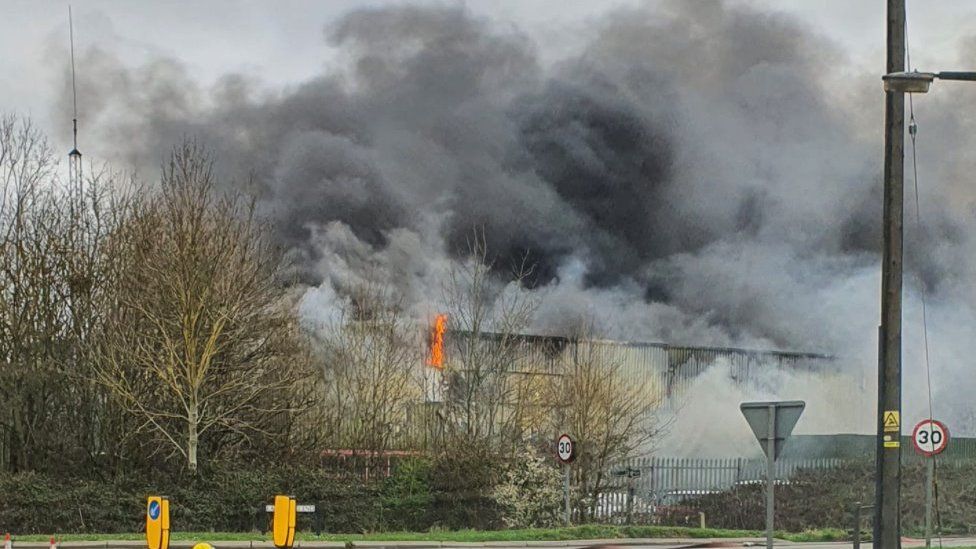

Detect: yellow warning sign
[883, 410, 900, 432]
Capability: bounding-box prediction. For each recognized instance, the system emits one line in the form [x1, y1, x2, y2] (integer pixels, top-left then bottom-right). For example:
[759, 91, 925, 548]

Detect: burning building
[424, 325, 831, 405]
[398, 316, 834, 452]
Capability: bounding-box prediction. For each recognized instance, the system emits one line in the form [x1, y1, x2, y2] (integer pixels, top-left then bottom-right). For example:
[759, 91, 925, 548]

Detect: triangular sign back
[740, 400, 805, 461]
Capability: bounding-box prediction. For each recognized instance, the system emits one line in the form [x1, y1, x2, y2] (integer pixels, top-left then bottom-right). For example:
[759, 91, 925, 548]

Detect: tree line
[0, 114, 660, 522]
[0, 117, 312, 475]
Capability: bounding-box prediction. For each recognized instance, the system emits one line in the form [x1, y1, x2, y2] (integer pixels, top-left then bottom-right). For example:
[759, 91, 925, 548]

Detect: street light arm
[882, 71, 935, 93]
[937, 71, 976, 82]
[883, 70, 976, 93]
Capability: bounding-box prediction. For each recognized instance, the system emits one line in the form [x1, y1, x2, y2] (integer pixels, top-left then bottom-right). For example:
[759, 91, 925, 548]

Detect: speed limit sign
[556, 434, 576, 463]
[912, 419, 949, 456]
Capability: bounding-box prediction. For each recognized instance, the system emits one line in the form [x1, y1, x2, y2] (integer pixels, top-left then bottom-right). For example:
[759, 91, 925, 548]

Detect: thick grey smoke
[56, 1, 976, 437]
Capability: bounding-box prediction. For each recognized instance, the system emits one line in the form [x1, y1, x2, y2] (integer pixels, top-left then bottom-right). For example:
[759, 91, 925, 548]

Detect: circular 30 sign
[912, 419, 949, 456]
[557, 433, 576, 464]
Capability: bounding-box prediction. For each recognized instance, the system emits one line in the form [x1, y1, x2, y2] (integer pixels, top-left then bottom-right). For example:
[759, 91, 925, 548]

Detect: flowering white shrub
[492, 444, 563, 528]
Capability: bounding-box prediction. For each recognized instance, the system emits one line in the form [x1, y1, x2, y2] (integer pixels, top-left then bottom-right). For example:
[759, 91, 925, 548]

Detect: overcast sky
[3, 0, 976, 154]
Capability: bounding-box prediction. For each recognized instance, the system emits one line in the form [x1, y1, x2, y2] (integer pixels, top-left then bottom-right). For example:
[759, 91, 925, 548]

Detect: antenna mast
[68, 5, 82, 184]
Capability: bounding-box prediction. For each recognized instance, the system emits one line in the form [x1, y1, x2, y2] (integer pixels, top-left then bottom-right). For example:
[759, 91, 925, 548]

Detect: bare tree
[0, 115, 137, 474]
[437, 230, 543, 454]
[0, 115, 59, 472]
[93, 142, 312, 472]
[548, 321, 663, 521]
[310, 280, 419, 460]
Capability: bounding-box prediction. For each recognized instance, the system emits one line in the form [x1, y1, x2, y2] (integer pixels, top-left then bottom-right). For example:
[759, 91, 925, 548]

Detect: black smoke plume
[60, 1, 976, 368]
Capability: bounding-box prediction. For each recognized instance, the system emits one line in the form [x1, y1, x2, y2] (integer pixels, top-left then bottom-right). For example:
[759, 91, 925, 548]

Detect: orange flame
[427, 314, 447, 369]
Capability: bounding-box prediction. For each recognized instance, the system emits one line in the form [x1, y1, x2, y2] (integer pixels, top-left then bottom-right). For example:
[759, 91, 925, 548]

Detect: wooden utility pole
[875, 1, 905, 548]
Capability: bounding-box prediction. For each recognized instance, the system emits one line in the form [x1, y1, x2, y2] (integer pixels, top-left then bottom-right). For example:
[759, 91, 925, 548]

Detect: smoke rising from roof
[54, 1, 976, 436]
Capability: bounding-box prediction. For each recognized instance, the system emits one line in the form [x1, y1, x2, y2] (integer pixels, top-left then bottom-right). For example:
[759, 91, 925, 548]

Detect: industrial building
[389, 328, 835, 450]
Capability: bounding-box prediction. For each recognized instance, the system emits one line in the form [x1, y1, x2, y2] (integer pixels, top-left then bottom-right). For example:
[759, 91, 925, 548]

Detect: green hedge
[0, 457, 512, 534]
[9, 459, 971, 535]
[0, 467, 387, 534]
[686, 460, 976, 535]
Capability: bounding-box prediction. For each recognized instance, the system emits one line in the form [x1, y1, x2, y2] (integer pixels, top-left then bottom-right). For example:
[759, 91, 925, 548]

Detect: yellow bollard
[146, 496, 171, 549]
[272, 495, 297, 549]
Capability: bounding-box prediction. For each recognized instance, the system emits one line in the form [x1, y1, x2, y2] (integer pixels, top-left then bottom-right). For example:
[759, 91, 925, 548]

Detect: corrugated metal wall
[392, 331, 832, 449]
[435, 331, 831, 404]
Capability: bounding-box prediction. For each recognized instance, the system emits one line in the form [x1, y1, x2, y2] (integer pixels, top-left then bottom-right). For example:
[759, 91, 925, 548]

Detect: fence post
[315, 505, 325, 535]
[665, 457, 671, 503]
[627, 479, 635, 525]
[679, 457, 686, 502]
[693, 458, 699, 500]
[640, 456, 648, 518]
[649, 457, 657, 506]
[853, 501, 862, 549]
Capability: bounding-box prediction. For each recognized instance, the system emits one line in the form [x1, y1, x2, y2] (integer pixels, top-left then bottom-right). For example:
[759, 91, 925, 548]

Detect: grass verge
[8, 525, 866, 543]
[778, 528, 850, 542]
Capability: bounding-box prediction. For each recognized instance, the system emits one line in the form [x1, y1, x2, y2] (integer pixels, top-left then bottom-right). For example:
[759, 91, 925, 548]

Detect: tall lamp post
[875, 47, 976, 549]
[874, 4, 906, 546]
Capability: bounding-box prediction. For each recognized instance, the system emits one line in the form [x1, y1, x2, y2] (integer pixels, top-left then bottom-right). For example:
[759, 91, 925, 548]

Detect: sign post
[912, 419, 949, 549]
[265, 500, 319, 536]
[612, 466, 642, 524]
[556, 434, 576, 526]
[741, 401, 805, 549]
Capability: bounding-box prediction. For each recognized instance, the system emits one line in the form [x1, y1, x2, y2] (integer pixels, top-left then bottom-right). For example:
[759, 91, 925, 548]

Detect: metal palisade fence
[592, 456, 844, 521]
[595, 452, 976, 522]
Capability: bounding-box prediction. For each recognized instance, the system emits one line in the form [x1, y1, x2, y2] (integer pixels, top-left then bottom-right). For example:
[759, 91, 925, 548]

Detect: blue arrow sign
[148, 500, 161, 520]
